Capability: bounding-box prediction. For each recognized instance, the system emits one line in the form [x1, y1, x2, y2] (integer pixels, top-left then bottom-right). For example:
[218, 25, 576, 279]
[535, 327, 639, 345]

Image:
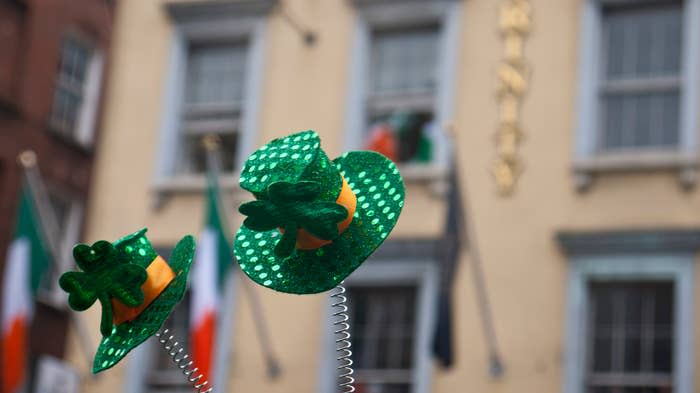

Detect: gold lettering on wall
[493, 0, 532, 196]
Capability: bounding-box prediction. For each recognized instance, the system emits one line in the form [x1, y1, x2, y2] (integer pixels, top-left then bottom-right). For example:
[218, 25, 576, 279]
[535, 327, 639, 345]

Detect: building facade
[0, 0, 114, 387]
[68, 0, 700, 393]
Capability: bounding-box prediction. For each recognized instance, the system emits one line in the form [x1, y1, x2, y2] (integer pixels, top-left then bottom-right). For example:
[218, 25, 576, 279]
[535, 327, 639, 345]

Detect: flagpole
[16, 150, 97, 375]
[202, 136, 282, 383]
[447, 129, 505, 378]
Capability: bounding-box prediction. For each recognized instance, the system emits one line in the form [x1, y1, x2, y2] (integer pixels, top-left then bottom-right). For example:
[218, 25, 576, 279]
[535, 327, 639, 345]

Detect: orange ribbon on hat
[291, 176, 357, 250]
[111, 256, 175, 325]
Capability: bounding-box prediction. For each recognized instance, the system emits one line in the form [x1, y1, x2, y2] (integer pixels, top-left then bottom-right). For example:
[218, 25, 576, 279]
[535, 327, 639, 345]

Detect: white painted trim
[342, 15, 370, 152]
[342, 0, 461, 173]
[154, 28, 187, 181]
[434, 1, 462, 168]
[316, 260, 438, 393]
[237, 18, 267, 169]
[562, 255, 695, 393]
[573, 0, 700, 163]
[680, 0, 700, 157]
[76, 50, 104, 147]
[574, 0, 601, 159]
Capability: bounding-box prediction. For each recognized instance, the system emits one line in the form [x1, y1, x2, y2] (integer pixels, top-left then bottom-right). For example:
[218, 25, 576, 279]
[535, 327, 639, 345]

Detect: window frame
[154, 4, 269, 193]
[343, 0, 462, 182]
[573, 0, 700, 189]
[316, 259, 438, 393]
[48, 32, 105, 148]
[562, 254, 695, 393]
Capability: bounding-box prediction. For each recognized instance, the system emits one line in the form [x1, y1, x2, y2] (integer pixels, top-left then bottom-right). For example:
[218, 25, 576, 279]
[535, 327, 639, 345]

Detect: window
[573, 0, 700, 186]
[599, 1, 682, 151]
[347, 286, 417, 393]
[144, 295, 192, 393]
[49, 36, 103, 146]
[318, 259, 438, 393]
[586, 282, 674, 393]
[562, 254, 694, 393]
[176, 42, 248, 175]
[366, 26, 439, 165]
[345, 1, 461, 179]
[156, 0, 271, 190]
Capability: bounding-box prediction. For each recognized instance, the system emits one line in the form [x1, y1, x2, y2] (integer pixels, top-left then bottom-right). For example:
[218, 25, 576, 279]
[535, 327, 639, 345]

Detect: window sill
[573, 151, 698, 192]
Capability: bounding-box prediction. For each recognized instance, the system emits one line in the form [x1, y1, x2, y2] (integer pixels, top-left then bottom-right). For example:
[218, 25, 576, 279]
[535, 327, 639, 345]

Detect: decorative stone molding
[492, 0, 532, 196]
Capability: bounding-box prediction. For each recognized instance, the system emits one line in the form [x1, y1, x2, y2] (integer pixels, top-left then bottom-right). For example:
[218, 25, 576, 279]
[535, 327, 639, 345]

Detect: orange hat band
[293, 175, 357, 250]
[112, 256, 175, 325]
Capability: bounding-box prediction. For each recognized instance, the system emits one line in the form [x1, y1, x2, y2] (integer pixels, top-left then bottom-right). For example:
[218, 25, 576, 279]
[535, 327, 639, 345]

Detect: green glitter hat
[234, 130, 405, 294]
[59, 228, 195, 373]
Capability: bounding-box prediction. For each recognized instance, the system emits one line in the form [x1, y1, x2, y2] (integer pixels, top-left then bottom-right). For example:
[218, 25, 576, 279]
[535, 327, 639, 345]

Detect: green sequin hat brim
[91, 235, 196, 373]
[234, 151, 405, 294]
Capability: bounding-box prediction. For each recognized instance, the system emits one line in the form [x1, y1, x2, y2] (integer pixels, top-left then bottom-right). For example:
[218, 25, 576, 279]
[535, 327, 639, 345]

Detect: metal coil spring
[155, 328, 213, 393]
[331, 284, 355, 393]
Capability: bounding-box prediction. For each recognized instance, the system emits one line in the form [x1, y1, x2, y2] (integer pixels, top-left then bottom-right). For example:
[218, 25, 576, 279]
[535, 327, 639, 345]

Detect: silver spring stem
[155, 328, 213, 393]
[331, 283, 355, 393]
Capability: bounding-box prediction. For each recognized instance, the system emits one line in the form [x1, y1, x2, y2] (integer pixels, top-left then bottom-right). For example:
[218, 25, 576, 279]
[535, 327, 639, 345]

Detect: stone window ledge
[573, 151, 698, 191]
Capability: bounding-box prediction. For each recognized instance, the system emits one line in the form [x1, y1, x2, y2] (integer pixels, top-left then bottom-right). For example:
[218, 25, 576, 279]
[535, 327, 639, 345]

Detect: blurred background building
[4, 0, 700, 392]
[0, 0, 114, 391]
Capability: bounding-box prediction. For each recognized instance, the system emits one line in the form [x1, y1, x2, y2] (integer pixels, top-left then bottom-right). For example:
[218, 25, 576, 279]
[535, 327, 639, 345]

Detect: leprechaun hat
[234, 130, 405, 294]
[59, 228, 195, 373]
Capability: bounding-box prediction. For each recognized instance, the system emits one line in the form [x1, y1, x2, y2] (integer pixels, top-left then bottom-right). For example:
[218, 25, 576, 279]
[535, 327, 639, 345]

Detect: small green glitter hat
[59, 229, 196, 373]
[234, 130, 405, 294]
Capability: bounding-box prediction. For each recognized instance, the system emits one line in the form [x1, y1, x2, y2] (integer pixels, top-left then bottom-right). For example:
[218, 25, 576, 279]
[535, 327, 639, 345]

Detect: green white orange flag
[2, 186, 51, 393]
[190, 175, 232, 383]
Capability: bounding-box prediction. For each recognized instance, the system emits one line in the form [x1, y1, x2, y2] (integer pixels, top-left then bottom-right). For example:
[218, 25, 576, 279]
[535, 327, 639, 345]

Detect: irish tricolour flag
[190, 176, 233, 382]
[2, 186, 51, 393]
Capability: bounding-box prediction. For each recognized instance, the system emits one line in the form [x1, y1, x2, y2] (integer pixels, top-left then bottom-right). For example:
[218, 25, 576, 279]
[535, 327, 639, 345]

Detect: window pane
[603, 2, 682, 79]
[652, 336, 673, 372]
[59, 38, 91, 85]
[371, 26, 439, 94]
[347, 286, 417, 390]
[186, 43, 247, 105]
[601, 91, 679, 150]
[587, 281, 674, 388]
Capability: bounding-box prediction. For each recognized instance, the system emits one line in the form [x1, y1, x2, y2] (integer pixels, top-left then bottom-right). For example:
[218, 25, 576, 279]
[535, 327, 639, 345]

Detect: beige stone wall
[65, 0, 700, 392]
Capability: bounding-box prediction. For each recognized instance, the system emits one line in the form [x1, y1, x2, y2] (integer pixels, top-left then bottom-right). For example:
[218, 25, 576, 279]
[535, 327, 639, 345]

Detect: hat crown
[240, 130, 342, 202]
[113, 228, 157, 268]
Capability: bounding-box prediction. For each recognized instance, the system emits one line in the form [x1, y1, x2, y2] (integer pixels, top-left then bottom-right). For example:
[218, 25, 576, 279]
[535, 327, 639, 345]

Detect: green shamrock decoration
[59, 240, 148, 336]
[239, 180, 348, 257]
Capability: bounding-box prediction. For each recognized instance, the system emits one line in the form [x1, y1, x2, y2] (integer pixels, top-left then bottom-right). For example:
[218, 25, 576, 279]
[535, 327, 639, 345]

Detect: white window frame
[562, 254, 695, 393]
[49, 32, 104, 148]
[316, 260, 438, 393]
[344, 0, 462, 183]
[573, 0, 700, 189]
[154, 2, 270, 193]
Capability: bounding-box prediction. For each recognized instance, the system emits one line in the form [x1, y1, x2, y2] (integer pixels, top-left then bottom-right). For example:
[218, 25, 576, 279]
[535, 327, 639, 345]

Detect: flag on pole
[190, 175, 233, 383]
[2, 185, 51, 393]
